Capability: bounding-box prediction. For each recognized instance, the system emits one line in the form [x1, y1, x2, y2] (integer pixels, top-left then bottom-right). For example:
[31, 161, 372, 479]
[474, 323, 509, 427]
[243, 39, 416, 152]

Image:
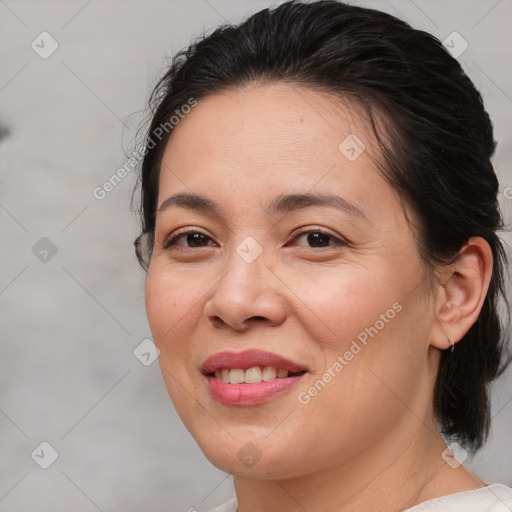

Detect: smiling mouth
[209, 367, 307, 384]
[202, 351, 309, 405]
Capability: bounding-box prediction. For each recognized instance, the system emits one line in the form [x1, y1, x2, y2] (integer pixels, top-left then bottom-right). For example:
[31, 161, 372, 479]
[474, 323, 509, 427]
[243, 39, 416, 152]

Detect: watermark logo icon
[236, 236, 263, 264]
[338, 134, 366, 161]
[442, 32, 468, 59]
[32, 237, 58, 263]
[31, 441, 59, 469]
[236, 442, 262, 468]
[134, 338, 160, 366]
[441, 441, 468, 469]
[31, 32, 59, 59]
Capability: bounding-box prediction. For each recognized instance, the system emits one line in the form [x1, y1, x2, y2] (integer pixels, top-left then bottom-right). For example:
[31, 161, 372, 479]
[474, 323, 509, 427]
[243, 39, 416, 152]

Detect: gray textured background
[1, 1, 511, 511]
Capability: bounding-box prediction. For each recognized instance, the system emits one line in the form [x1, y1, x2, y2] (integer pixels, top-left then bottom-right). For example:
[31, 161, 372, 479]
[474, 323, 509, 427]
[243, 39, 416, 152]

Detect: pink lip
[201, 349, 308, 406]
[204, 374, 305, 406]
[201, 349, 308, 374]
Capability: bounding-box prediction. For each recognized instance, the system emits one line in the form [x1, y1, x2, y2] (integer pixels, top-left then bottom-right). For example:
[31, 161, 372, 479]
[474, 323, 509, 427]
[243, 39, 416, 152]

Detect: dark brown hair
[134, 0, 511, 452]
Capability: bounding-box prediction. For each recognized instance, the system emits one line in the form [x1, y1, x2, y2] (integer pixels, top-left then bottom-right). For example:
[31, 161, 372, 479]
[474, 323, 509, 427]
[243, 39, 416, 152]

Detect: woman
[133, 1, 512, 510]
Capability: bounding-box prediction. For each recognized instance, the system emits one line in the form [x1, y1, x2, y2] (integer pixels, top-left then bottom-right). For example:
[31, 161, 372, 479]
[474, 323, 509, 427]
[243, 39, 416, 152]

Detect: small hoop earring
[449, 338, 454, 353]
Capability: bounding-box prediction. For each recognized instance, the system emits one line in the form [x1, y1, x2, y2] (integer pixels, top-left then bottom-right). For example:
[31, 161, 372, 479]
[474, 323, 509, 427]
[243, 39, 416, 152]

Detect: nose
[203, 244, 287, 331]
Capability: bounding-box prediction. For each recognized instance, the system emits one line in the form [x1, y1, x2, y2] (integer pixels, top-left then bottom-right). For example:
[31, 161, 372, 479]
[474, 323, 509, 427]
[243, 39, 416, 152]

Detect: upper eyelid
[292, 226, 343, 239]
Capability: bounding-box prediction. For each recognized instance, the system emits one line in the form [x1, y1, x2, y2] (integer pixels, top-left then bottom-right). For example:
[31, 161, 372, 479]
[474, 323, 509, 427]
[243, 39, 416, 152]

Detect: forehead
[163, 82, 374, 166]
[157, 83, 398, 220]
[161, 83, 382, 175]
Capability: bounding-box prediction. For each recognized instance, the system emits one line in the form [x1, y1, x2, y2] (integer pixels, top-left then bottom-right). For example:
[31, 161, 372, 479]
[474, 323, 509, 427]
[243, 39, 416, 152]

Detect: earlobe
[430, 237, 493, 351]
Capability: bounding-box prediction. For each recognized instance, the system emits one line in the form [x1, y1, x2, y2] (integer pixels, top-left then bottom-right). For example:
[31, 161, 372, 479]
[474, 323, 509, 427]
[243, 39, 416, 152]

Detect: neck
[233, 415, 482, 512]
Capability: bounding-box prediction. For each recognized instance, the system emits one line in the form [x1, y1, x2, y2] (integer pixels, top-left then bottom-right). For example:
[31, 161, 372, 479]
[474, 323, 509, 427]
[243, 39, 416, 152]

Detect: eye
[288, 228, 347, 249]
[163, 230, 217, 250]
[162, 227, 346, 251]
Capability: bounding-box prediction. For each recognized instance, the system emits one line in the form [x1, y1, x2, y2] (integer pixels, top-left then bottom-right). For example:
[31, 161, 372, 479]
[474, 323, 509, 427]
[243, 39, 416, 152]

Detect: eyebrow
[157, 192, 369, 221]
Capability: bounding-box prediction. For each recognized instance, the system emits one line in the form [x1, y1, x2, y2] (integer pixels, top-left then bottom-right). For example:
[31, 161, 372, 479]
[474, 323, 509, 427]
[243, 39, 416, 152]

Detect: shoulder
[405, 484, 512, 512]
[205, 496, 238, 512]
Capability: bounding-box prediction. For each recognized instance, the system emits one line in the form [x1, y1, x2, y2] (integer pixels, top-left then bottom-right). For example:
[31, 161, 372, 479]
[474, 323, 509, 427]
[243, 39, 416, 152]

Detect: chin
[196, 434, 304, 479]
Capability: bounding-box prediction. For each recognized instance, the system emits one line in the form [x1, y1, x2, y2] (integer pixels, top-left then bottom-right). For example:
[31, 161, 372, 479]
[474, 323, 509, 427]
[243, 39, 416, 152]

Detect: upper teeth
[214, 367, 291, 384]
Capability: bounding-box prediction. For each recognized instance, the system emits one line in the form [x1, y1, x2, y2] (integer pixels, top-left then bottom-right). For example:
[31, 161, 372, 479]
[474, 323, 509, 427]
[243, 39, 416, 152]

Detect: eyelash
[163, 227, 347, 251]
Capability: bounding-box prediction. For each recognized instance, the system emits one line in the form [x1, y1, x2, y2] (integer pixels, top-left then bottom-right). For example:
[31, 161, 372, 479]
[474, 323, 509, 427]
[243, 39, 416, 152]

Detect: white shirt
[207, 483, 512, 512]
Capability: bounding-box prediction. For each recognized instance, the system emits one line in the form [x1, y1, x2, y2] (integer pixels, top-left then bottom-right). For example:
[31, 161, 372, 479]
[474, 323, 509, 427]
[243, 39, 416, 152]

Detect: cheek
[280, 261, 401, 352]
[145, 268, 201, 342]
[297, 279, 429, 438]
[145, 271, 204, 422]
[288, 263, 422, 408]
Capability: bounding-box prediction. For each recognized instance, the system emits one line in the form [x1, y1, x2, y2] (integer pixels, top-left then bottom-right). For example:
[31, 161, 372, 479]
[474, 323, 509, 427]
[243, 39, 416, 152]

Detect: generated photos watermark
[93, 97, 197, 200]
[298, 301, 403, 405]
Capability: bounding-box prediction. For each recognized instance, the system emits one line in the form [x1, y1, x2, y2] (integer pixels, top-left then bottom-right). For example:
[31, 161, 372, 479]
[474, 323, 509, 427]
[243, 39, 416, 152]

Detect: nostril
[249, 316, 266, 322]
[210, 316, 226, 329]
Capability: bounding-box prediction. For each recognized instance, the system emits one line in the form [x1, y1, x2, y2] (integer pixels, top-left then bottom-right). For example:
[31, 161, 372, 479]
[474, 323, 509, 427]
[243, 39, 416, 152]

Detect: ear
[430, 237, 493, 351]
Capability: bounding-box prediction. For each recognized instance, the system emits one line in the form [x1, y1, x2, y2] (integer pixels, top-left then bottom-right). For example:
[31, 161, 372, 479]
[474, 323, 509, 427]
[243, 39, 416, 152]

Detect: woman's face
[145, 83, 439, 478]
